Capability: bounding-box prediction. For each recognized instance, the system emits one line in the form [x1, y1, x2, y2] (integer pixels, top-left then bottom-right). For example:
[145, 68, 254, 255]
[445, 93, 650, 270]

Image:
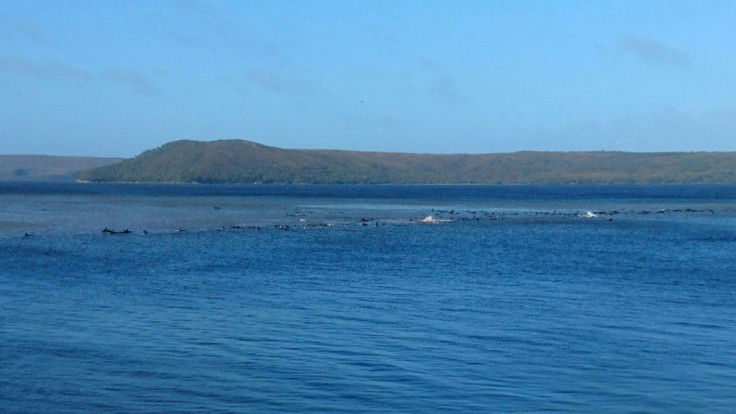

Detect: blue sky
[1, 0, 735, 157]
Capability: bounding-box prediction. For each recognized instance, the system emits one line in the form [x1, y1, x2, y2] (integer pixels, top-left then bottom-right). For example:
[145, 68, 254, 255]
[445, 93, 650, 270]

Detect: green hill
[0, 155, 122, 182]
[78, 139, 736, 184]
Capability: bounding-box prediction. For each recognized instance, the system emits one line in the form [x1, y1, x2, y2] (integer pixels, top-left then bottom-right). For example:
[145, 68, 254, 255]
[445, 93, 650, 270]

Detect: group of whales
[19, 206, 718, 238]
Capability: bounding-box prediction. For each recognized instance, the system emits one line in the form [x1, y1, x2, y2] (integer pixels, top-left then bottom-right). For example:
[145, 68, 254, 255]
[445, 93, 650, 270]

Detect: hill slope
[78, 140, 736, 184]
[0, 155, 122, 181]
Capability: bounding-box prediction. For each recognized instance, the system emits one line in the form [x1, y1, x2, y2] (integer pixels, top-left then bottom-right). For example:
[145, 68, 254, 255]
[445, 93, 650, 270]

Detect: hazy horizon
[2, 1, 735, 157]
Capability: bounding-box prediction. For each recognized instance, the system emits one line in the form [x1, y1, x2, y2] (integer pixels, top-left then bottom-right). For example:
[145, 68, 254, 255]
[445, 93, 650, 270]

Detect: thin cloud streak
[166, 0, 284, 63]
[0, 55, 161, 97]
[247, 69, 313, 96]
[0, 17, 51, 45]
[619, 35, 689, 67]
[102, 68, 161, 96]
[419, 58, 468, 104]
[0, 55, 90, 80]
[430, 76, 466, 104]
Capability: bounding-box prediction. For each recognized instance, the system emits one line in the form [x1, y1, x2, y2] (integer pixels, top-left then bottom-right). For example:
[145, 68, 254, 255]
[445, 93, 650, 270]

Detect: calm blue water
[1, 183, 736, 412]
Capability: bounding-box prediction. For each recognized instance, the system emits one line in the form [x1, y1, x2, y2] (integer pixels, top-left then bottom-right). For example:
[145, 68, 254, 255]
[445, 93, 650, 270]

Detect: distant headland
[0, 155, 122, 182]
[5, 140, 736, 184]
[78, 140, 736, 184]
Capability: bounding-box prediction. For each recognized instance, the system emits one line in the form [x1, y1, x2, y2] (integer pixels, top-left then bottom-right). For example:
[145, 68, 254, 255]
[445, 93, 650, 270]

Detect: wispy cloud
[419, 58, 467, 104]
[0, 55, 90, 80]
[247, 69, 313, 96]
[166, 0, 283, 62]
[0, 55, 161, 96]
[619, 35, 689, 67]
[0, 17, 51, 45]
[102, 68, 161, 96]
[429, 76, 466, 104]
[169, 31, 211, 49]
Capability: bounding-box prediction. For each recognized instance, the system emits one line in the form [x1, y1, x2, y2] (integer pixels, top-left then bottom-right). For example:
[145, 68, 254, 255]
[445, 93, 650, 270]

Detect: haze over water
[2, 183, 736, 412]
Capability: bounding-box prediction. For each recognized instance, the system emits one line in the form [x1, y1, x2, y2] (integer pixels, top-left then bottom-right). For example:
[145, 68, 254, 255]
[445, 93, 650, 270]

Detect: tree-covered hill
[78, 140, 736, 184]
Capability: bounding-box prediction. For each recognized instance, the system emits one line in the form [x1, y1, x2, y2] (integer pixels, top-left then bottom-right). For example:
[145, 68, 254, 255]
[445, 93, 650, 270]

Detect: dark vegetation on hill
[0, 155, 122, 181]
[78, 139, 736, 184]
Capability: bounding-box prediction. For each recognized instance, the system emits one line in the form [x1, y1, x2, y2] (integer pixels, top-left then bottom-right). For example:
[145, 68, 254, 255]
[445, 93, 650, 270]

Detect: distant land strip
[68, 139, 736, 185]
[0, 155, 123, 182]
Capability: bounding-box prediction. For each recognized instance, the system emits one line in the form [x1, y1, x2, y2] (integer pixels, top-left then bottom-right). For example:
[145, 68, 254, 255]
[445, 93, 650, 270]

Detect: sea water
[1, 183, 735, 412]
